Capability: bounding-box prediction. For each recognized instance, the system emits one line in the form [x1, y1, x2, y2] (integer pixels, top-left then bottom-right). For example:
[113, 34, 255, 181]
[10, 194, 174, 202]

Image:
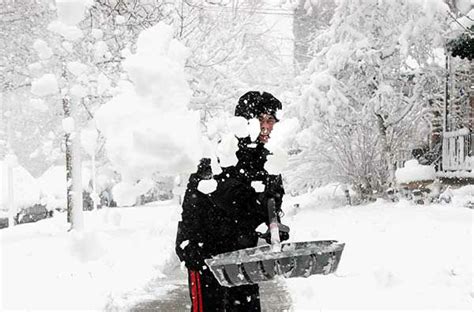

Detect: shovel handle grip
[268, 198, 281, 252]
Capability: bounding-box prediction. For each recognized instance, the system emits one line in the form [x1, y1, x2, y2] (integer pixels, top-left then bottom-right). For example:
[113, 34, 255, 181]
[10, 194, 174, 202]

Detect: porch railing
[442, 129, 473, 171]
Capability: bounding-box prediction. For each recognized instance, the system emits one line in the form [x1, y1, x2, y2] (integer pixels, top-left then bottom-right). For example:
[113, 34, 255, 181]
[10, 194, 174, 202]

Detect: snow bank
[450, 184, 474, 207]
[395, 159, 436, 184]
[285, 197, 472, 310]
[0, 201, 181, 310]
[0, 160, 41, 212]
[95, 23, 202, 206]
[283, 183, 349, 215]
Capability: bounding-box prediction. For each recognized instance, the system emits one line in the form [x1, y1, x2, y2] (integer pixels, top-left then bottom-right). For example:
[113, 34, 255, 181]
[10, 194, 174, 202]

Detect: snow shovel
[204, 198, 345, 287]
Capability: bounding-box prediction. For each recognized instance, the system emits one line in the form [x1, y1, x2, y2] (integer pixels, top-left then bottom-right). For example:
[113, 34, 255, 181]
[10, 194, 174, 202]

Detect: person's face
[258, 113, 277, 144]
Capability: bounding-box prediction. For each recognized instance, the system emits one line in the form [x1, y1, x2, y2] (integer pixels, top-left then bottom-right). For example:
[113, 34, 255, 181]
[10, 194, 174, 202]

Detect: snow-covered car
[15, 203, 53, 224]
[1, 160, 48, 228]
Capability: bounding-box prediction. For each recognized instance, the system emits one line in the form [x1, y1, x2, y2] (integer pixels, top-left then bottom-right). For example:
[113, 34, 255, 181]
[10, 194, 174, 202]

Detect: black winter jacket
[175, 138, 284, 270]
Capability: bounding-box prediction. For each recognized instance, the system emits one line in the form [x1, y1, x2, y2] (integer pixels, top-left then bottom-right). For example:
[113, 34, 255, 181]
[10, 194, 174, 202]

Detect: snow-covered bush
[395, 159, 436, 184]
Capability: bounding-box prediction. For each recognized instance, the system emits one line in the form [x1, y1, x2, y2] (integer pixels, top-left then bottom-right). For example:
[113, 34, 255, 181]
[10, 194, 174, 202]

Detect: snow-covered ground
[1, 186, 473, 311]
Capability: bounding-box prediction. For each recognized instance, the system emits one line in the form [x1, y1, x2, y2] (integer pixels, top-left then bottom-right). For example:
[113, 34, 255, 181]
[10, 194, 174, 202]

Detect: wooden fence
[442, 129, 473, 171]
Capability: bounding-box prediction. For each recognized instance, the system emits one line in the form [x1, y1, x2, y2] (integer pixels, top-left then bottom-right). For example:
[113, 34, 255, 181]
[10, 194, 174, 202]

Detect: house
[438, 53, 473, 181]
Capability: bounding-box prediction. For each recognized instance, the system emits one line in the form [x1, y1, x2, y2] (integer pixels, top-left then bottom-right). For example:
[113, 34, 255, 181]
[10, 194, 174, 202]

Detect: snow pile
[31, 74, 59, 96]
[283, 183, 349, 215]
[395, 159, 436, 184]
[0, 201, 181, 310]
[450, 184, 474, 207]
[0, 160, 41, 212]
[95, 23, 202, 206]
[285, 195, 472, 310]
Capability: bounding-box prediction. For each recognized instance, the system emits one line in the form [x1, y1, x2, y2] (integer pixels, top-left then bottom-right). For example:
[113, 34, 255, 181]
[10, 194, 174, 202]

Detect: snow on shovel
[205, 198, 345, 287]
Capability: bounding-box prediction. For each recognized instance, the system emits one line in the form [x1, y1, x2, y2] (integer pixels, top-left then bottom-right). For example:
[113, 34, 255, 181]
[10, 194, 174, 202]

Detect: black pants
[188, 267, 261, 311]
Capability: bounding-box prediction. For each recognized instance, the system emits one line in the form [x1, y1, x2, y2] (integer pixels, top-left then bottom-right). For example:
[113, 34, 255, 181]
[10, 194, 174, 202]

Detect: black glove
[265, 175, 284, 200]
[180, 242, 206, 271]
[259, 223, 290, 244]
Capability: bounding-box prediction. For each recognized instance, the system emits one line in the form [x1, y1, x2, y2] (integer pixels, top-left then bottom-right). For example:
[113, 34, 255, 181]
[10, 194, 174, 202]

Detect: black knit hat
[235, 91, 282, 121]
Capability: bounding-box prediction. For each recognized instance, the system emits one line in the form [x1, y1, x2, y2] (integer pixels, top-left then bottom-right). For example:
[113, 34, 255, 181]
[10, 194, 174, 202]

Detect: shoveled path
[128, 263, 292, 312]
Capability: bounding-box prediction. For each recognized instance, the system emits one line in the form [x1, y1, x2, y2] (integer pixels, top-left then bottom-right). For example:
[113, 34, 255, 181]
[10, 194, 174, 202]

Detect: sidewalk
[128, 264, 292, 311]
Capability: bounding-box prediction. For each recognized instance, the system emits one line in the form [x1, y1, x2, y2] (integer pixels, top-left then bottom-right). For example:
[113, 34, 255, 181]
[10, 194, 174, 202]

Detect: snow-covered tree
[289, 0, 450, 198]
[173, 1, 295, 123]
[0, 0, 60, 175]
[29, 0, 107, 230]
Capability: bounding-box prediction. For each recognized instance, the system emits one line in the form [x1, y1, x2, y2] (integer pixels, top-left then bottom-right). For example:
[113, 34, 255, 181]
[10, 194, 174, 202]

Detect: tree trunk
[91, 152, 97, 210]
[64, 97, 84, 230]
[64, 97, 74, 224]
[375, 113, 394, 186]
[470, 60, 473, 131]
[6, 159, 14, 228]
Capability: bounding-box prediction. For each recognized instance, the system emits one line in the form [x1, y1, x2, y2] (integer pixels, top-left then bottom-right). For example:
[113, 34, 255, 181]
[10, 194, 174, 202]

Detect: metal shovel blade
[204, 240, 345, 287]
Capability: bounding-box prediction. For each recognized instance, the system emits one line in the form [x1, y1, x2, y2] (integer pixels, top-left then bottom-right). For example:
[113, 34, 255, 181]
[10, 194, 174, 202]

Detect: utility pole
[0, 92, 5, 160]
[3, 91, 16, 228]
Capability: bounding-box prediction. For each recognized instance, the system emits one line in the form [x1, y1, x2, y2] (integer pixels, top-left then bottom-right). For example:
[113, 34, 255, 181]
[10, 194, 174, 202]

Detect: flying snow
[95, 22, 203, 205]
[197, 179, 218, 194]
